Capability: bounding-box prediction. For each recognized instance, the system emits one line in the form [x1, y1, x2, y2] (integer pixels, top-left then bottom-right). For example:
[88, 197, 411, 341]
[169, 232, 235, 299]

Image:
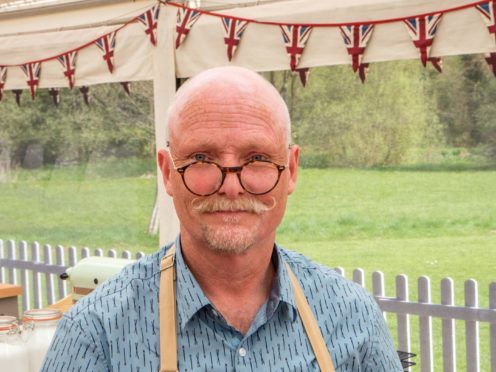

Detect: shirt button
[238, 347, 247, 357]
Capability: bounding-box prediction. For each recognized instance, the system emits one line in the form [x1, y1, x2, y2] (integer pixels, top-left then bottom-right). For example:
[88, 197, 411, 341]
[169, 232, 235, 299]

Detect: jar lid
[23, 309, 62, 322]
[0, 315, 18, 331]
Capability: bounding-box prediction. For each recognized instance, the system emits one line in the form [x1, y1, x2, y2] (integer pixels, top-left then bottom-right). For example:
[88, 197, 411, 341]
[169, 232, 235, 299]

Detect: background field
[1, 158, 495, 370]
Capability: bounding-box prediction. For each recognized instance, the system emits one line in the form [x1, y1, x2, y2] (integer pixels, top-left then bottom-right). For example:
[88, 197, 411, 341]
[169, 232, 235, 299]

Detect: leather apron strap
[285, 262, 336, 372]
[159, 245, 177, 372]
[159, 248, 335, 372]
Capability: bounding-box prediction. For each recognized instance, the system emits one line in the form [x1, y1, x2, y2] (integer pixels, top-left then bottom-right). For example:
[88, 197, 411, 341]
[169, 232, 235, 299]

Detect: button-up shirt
[42, 236, 402, 371]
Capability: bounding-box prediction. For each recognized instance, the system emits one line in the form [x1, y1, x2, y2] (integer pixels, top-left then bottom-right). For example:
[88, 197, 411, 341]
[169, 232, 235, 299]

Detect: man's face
[158, 82, 298, 255]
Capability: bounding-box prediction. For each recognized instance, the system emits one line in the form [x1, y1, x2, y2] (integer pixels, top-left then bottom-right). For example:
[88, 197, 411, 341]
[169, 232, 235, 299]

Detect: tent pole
[153, 6, 180, 246]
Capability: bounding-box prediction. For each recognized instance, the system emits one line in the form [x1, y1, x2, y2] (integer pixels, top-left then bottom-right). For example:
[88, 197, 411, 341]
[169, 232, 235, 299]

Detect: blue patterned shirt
[42, 237, 402, 371]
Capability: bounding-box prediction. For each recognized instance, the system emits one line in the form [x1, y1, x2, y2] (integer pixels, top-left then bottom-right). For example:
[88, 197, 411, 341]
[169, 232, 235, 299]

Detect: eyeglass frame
[169, 154, 287, 196]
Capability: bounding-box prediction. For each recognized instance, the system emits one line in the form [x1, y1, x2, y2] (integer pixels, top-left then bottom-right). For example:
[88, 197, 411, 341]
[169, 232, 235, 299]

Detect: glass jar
[0, 316, 29, 371]
[23, 309, 62, 372]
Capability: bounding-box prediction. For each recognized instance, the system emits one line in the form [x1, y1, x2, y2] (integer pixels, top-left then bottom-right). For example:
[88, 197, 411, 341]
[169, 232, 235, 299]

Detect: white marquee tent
[0, 0, 495, 244]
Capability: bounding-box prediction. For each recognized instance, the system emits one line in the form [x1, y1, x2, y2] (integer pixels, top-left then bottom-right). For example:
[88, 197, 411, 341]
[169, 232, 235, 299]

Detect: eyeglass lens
[183, 161, 280, 195]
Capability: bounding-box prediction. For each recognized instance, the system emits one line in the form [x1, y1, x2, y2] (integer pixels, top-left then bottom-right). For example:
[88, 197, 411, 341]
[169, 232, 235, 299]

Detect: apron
[158, 245, 336, 372]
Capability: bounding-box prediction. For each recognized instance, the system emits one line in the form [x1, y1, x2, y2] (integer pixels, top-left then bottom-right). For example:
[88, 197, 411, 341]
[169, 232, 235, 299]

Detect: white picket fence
[0, 239, 495, 371]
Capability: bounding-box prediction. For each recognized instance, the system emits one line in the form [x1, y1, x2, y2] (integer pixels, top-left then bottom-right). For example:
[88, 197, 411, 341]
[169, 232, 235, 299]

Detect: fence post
[81, 247, 90, 259]
[418, 276, 433, 372]
[44, 244, 55, 306]
[353, 269, 365, 288]
[396, 275, 411, 359]
[108, 249, 117, 258]
[7, 240, 16, 285]
[55, 245, 67, 300]
[465, 279, 480, 372]
[490, 283, 496, 372]
[0, 239, 4, 283]
[122, 250, 132, 259]
[19, 241, 30, 311]
[135, 252, 145, 260]
[372, 271, 386, 320]
[31, 242, 42, 309]
[441, 278, 456, 372]
[95, 248, 103, 257]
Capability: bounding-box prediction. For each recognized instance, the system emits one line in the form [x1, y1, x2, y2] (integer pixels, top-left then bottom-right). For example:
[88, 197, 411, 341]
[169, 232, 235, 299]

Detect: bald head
[167, 67, 291, 146]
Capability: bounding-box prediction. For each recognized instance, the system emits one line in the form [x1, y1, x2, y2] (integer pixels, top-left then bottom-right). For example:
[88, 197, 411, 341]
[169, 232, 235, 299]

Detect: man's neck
[179, 233, 276, 334]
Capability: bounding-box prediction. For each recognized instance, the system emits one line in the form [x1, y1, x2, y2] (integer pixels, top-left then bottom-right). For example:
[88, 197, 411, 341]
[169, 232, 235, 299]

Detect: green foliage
[0, 82, 155, 167]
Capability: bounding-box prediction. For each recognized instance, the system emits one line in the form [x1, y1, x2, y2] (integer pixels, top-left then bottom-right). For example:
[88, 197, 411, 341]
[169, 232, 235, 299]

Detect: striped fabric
[42, 236, 402, 371]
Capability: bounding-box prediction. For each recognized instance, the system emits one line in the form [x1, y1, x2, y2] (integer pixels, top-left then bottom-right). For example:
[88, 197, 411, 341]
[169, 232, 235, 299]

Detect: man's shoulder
[65, 246, 167, 321]
[278, 246, 376, 309]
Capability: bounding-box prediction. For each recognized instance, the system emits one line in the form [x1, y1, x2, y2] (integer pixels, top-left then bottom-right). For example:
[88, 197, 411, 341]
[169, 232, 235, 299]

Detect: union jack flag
[339, 24, 374, 73]
[21, 62, 41, 99]
[138, 5, 160, 46]
[57, 51, 77, 89]
[222, 17, 249, 61]
[0, 67, 6, 101]
[403, 14, 442, 66]
[175, 8, 201, 49]
[280, 25, 313, 71]
[476, 1, 496, 39]
[95, 32, 117, 73]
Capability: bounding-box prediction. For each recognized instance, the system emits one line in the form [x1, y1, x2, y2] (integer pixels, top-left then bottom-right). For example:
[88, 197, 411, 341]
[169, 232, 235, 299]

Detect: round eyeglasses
[174, 158, 287, 196]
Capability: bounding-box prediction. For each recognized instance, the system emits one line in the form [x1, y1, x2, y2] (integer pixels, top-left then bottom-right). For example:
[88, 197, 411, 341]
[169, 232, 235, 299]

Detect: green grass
[1, 159, 495, 369]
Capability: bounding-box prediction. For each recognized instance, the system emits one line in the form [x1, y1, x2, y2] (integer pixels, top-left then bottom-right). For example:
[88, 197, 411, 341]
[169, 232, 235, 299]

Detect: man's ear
[287, 144, 299, 195]
[157, 149, 174, 196]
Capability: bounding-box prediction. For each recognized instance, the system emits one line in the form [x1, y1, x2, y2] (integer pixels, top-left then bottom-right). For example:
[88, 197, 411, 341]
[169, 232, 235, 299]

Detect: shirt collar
[170, 236, 298, 329]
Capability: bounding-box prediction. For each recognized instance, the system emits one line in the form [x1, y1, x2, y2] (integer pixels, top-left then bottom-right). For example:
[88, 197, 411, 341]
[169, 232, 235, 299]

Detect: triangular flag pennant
[358, 63, 369, 83]
[95, 32, 117, 73]
[339, 24, 374, 73]
[138, 5, 160, 46]
[294, 68, 309, 87]
[175, 8, 201, 49]
[0, 67, 7, 101]
[21, 62, 41, 99]
[280, 25, 313, 71]
[429, 57, 443, 73]
[120, 82, 131, 96]
[221, 17, 249, 61]
[57, 51, 77, 89]
[476, 1, 496, 40]
[485, 52, 496, 76]
[403, 14, 442, 67]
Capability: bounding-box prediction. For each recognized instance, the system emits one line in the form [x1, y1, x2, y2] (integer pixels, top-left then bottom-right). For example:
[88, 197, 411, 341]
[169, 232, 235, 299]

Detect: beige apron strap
[159, 245, 177, 372]
[285, 263, 336, 372]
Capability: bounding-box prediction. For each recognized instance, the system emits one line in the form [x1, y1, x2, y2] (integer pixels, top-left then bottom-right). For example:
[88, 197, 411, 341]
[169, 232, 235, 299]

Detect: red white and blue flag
[222, 17, 249, 61]
[339, 24, 374, 73]
[476, 1, 496, 39]
[280, 25, 313, 71]
[95, 32, 117, 73]
[0, 67, 6, 101]
[57, 51, 77, 89]
[138, 5, 160, 46]
[404, 14, 442, 66]
[175, 8, 201, 49]
[21, 62, 41, 99]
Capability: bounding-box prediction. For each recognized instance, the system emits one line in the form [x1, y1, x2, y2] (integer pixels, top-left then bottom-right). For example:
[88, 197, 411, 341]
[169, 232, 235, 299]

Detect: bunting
[21, 62, 41, 99]
[485, 53, 496, 76]
[175, 8, 201, 49]
[403, 14, 442, 66]
[222, 17, 249, 61]
[280, 25, 313, 71]
[339, 24, 374, 80]
[0, 67, 6, 101]
[295, 68, 309, 87]
[57, 51, 77, 89]
[476, 1, 496, 39]
[138, 5, 160, 46]
[95, 32, 117, 73]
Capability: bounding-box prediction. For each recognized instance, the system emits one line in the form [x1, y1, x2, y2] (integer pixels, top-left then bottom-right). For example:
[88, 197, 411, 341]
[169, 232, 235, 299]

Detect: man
[42, 67, 402, 371]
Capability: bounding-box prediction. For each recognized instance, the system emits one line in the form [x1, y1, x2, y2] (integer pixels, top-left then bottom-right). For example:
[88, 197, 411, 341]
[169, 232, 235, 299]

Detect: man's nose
[217, 172, 244, 198]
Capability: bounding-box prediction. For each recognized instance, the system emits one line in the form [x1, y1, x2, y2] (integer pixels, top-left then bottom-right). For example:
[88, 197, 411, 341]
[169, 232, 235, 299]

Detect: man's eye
[251, 155, 268, 161]
[193, 154, 206, 161]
